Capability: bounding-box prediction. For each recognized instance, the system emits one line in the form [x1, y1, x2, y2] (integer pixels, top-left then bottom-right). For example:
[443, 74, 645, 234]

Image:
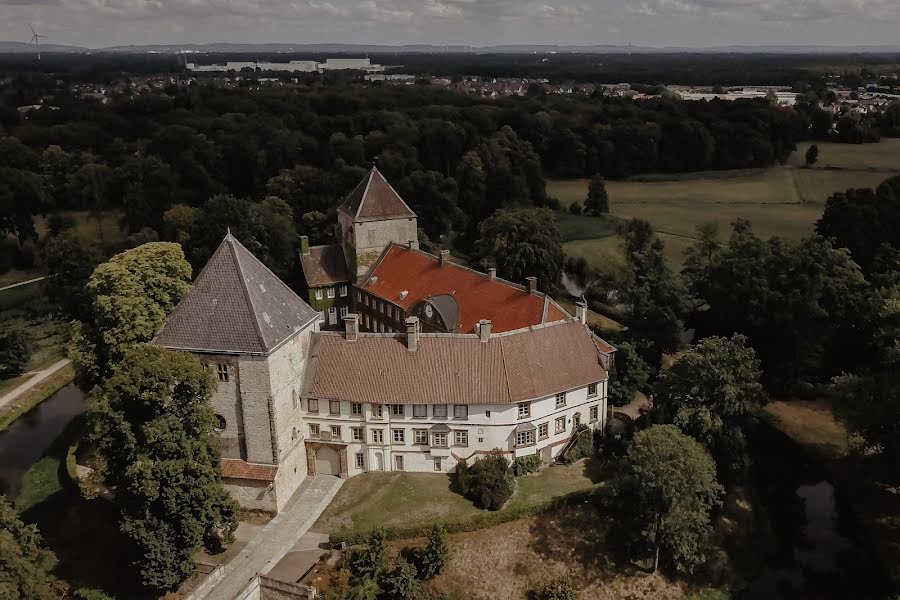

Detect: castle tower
[337, 166, 418, 279]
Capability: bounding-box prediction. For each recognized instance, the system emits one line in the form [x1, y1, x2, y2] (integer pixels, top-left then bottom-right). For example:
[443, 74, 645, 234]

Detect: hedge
[330, 487, 599, 546]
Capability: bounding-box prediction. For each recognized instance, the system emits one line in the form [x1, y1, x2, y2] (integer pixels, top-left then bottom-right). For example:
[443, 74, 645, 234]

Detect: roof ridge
[228, 237, 268, 353]
[355, 169, 375, 219]
[374, 167, 417, 217]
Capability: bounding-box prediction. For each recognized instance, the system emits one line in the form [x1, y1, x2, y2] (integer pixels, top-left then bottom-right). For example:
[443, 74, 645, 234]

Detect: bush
[568, 202, 582, 215]
[511, 454, 541, 477]
[535, 573, 577, 600]
[0, 327, 31, 378]
[420, 524, 450, 578]
[562, 425, 593, 464]
[455, 452, 513, 510]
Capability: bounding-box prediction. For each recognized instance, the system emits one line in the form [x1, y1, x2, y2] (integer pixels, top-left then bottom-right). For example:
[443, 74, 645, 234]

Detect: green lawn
[550, 139, 900, 270]
[311, 460, 602, 536]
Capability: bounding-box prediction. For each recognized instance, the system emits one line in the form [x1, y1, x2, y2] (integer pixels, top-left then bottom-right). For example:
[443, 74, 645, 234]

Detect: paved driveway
[199, 475, 343, 599]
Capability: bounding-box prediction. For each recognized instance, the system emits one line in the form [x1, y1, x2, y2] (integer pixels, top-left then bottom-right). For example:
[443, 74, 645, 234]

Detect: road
[0, 358, 72, 412]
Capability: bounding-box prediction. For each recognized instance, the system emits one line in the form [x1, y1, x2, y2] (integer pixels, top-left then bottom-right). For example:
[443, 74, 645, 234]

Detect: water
[0, 383, 85, 500]
[743, 422, 892, 600]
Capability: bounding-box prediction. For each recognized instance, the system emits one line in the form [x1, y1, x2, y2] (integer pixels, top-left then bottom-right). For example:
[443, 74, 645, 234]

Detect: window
[217, 364, 229, 382]
[326, 287, 335, 299]
[372, 429, 384, 444]
[315, 289, 323, 300]
[414, 429, 428, 444]
[485, 410, 491, 418]
[555, 392, 567, 408]
[588, 382, 598, 397]
[309, 423, 320, 438]
[454, 430, 468, 446]
[517, 402, 531, 419]
[392, 429, 405, 444]
[339, 285, 348, 297]
[433, 405, 447, 418]
[352, 427, 363, 442]
[214, 414, 226, 431]
[373, 404, 383, 418]
[453, 405, 468, 419]
[308, 398, 319, 414]
[355, 452, 365, 469]
[330, 425, 341, 439]
[391, 404, 405, 417]
[434, 457, 442, 471]
[413, 404, 427, 418]
[590, 405, 599, 422]
[555, 416, 566, 434]
[329, 400, 340, 415]
[516, 430, 535, 447]
[351, 403, 363, 416]
[538, 423, 549, 439]
[364, 295, 370, 307]
[340, 306, 348, 318]
[433, 432, 448, 447]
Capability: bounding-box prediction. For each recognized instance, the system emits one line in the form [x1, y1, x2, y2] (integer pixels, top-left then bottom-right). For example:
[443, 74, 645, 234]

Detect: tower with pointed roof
[154, 233, 321, 512]
[338, 166, 418, 279]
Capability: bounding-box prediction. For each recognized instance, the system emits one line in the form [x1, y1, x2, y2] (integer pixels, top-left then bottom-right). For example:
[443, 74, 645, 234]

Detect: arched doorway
[315, 446, 340, 476]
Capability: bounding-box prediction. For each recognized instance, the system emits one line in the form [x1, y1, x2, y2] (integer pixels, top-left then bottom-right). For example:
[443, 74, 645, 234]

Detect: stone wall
[223, 478, 276, 513]
[234, 575, 317, 600]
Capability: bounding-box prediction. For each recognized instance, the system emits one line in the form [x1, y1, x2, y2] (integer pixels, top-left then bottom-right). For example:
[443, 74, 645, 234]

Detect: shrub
[420, 524, 450, 578]
[535, 573, 577, 600]
[348, 528, 386, 581]
[455, 452, 513, 510]
[562, 425, 593, 464]
[568, 202, 582, 215]
[379, 557, 420, 600]
[0, 327, 31, 378]
[511, 454, 541, 477]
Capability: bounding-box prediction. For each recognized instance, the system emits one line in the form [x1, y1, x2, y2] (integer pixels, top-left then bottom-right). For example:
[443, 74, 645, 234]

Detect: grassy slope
[550, 139, 900, 269]
[0, 295, 71, 400]
[311, 460, 601, 535]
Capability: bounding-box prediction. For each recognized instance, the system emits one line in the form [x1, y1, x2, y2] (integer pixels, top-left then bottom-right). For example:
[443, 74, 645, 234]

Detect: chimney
[488, 267, 497, 280]
[439, 249, 450, 267]
[405, 316, 420, 352]
[408, 240, 420, 251]
[478, 319, 492, 342]
[300, 235, 310, 256]
[344, 313, 359, 342]
[575, 301, 588, 325]
[525, 276, 537, 294]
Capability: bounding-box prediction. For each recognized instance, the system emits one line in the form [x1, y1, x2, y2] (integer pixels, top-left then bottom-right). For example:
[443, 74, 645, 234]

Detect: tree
[584, 174, 609, 215]
[607, 341, 650, 407]
[605, 425, 722, 573]
[70, 242, 191, 388]
[348, 528, 387, 582]
[379, 556, 420, 600]
[86, 345, 237, 590]
[420, 524, 450, 579]
[805, 144, 819, 167]
[474, 208, 564, 293]
[68, 163, 114, 241]
[0, 496, 57, 600]
[40, 230, 103, 321]
[653, 335, 766, 478]
[0, 167, 45, 248]
[455, 452, 513, 511]
[396, 170, 461, 240]
[0, 328, 31, 378]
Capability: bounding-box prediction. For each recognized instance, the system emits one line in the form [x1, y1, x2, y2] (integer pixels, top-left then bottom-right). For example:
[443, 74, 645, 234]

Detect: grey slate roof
[338, 166, 416, 222]
[154, 233, 318, 355]
[299, 244, 350, 287]
[302, 320, 608, 405]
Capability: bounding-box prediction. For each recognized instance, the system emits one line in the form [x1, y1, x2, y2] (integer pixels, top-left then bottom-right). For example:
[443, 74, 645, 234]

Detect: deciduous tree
[584, 174, 609, 215]
[0, 496, 57, 600]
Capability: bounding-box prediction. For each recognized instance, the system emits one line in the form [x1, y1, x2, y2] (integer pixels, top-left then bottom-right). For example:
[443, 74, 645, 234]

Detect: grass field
[550, 139, 900, 269]
[311, 460, 602, 536]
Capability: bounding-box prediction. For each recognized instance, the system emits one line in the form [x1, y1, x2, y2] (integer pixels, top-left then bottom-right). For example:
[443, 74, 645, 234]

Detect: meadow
[551, 139, 900, 268]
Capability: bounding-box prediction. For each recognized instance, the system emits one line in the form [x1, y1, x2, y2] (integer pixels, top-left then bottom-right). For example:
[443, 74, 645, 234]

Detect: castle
[154, 167, 615, 513]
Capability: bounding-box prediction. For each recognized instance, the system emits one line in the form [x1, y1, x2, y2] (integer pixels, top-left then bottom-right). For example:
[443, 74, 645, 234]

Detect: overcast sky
[2, 0, 900, 48]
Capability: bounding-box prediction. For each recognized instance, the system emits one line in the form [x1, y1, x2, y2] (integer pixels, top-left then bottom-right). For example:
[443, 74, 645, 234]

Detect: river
[0, 383, 85, 500]
[743, 421, 893, 599]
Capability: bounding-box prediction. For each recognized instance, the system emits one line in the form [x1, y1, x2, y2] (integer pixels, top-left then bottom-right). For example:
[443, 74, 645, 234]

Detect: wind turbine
[29, 24, 45, 61]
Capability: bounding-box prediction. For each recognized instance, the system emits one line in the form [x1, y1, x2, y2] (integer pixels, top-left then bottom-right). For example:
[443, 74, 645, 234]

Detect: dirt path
[0, 358, 72, 412]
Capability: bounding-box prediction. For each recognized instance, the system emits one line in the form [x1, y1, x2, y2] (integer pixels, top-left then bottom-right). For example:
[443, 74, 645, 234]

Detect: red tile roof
[361, 244, 568, 333]
[303, 320, 609, 405]
[220, 459, 278, 481]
